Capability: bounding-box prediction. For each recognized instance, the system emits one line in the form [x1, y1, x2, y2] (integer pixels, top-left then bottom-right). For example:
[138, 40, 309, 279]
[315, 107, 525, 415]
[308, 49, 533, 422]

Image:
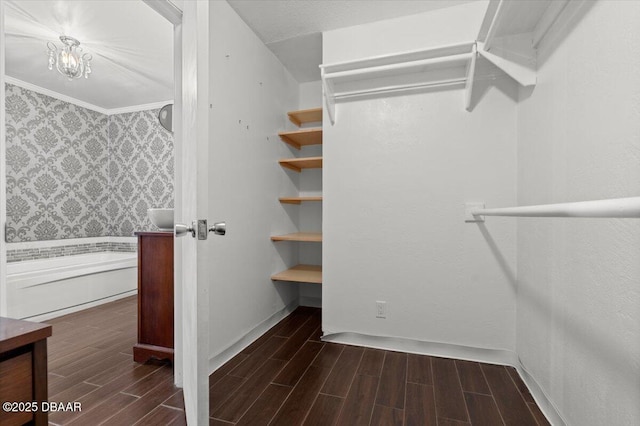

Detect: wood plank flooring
[45, 297, 550, 425]
[45, 296, 184, 426]
[208, 306, 550, 425]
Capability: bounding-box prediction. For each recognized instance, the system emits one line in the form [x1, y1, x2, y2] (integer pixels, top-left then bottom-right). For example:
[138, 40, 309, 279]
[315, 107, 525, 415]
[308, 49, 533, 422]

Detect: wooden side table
[0, 317, 52, 426]
[133, 232, 174, 363]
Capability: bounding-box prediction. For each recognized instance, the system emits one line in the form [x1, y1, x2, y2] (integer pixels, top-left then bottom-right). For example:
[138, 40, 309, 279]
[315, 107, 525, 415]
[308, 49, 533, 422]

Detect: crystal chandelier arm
[82, 54, 92, 78]
[46, 42, 57, 70]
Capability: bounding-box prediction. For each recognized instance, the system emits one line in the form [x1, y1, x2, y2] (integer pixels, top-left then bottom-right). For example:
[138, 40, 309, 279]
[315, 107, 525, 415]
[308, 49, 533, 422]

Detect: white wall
[299, 81, 322, 111]
[516, 2, 640, 425]
[208, 0, 300, 360]
[322, 2, 520, 352]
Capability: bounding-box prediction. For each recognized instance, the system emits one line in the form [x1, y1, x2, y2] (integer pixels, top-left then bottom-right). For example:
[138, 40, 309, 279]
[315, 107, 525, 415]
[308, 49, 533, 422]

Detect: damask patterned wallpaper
[107, 109, 174, 236]
[5, 84, 110, 241]
[5, 83, 174, 242]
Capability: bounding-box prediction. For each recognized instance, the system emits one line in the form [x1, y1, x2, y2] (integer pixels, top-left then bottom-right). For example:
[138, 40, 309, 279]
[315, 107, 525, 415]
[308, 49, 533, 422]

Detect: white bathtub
[6, 252, 138, 320]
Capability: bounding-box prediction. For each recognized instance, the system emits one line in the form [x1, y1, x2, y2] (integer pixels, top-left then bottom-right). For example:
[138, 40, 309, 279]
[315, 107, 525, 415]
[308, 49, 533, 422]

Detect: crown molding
[143, 0, 182, 25]
[4, 76, 172, 115]
[108, 101, 172, 115]
[5, 76, 110, 114]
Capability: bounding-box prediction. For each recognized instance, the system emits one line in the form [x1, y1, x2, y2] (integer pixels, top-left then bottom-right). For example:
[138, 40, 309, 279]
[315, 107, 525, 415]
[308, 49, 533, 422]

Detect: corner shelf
[278, 128, 322, 149]
[270, 232, 322, 242]
[287, 108, 322, 126]
[479, 0, 569, 51]
[271, 265, 322, 284]
[279, 156, 323, 172]
[279, 196, 323, 204]
[475, 0, 571, 87]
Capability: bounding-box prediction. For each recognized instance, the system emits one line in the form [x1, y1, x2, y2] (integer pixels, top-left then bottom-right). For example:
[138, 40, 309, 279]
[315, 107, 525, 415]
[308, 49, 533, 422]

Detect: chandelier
[46, 36, 92, 80]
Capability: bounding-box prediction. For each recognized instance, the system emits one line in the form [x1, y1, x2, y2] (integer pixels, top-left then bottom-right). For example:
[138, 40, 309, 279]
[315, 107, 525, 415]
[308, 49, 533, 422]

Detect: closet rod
[323, 53, 472, 81]
[465, 197, 640, 222]
[334, 78, 466, 100]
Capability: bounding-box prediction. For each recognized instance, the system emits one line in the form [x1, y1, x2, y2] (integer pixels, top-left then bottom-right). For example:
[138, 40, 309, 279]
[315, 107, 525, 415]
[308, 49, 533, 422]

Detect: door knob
[209, 222, 226, 236]
[175, 222, 195, 238]
[175, 220, 226, 238]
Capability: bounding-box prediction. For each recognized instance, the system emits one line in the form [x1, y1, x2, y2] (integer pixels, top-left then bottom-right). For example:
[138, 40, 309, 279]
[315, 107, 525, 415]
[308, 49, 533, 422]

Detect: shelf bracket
[464, 43, 478, 111]
[477, 41, 537, 87]
[465, 202, 486, 223]
[321, 70, 336, 125]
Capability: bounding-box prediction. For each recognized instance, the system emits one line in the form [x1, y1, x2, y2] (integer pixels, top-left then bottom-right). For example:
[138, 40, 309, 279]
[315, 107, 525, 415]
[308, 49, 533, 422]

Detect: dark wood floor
[46, 297, 550, 425]
[46, 296, 184, 425]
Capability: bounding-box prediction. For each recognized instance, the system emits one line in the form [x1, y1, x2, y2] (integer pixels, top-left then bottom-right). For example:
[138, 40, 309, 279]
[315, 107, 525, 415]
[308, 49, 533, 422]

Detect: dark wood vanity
[133, 232, 174, 363]
[0, 317, 52, 426]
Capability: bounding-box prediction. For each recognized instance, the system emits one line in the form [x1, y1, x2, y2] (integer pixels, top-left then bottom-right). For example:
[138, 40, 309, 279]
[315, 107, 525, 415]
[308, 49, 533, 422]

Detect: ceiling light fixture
[47, 35, 92, 80]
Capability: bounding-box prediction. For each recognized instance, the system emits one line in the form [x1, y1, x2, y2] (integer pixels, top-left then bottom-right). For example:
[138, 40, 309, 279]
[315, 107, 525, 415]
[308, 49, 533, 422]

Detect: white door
[147, 0, 216, 423]
[174, 1, 216, 424]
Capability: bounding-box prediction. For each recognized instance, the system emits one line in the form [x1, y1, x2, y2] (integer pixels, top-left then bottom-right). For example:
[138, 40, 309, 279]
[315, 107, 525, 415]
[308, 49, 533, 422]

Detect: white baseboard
[322, 331, 519, 365]
[208, 300, 299, 375]
[321, 331, 565, 426]
[516, 358, 567, 426]
[23, 290, 138, 323]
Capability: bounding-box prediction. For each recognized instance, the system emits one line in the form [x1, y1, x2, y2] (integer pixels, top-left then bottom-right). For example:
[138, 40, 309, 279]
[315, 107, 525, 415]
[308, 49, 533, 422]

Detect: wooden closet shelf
[271, 265, 322, 284]
[271, 232, 322, 242]
[278, 128, 322, 149]
[279, 196, 323, 204]
[287, 108, 322, 127]
[279, 156, 323, 172]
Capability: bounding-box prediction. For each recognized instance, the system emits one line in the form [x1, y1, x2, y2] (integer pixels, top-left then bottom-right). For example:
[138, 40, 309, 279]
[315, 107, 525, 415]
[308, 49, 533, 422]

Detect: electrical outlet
[376, 301, 387, 318]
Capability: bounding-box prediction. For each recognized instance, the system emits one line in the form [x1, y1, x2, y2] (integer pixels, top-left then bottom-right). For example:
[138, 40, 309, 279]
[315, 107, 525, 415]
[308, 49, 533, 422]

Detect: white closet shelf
[476, 0, 570, 87]
[320, 41, 478, 123]
[271, 265, 322, 284]
[479, 0, 569, 50]
[319, 1, 574, 124]
[320, 42, 475, 77]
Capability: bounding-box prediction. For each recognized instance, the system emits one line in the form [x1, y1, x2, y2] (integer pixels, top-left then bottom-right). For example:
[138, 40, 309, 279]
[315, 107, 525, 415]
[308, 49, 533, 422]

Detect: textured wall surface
[516, 2, 640, 425]
[322, 2, 519, 351]
[208, 0, 299, 361]
[5, 83, 174, 241]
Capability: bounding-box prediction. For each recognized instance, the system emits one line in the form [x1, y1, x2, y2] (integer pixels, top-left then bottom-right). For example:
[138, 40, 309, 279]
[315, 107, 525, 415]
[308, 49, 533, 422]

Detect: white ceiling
[4, 0, 174, 111]
[227, 0, 479, 82]
[4, 0, 480, 108]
